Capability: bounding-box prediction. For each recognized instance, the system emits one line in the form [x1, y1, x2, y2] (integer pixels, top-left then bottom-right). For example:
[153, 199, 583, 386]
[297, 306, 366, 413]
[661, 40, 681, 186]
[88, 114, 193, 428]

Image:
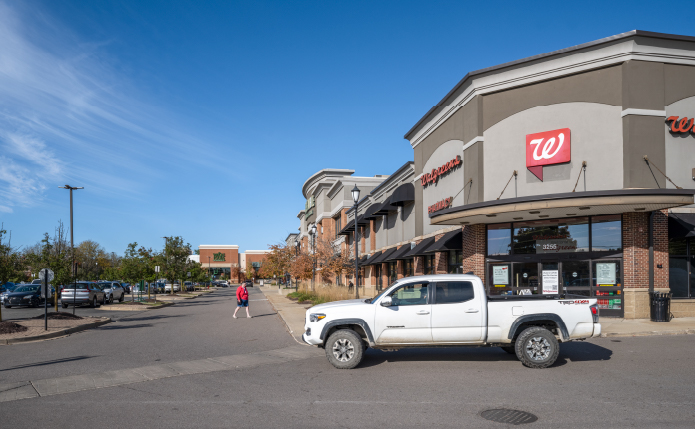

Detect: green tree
[0, 224, 26, 322]
[162, 236, 192, 294]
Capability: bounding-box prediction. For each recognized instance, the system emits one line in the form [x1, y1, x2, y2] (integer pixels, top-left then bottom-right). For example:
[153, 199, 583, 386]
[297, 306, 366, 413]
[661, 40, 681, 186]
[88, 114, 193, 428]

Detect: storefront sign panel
[542, 270, 559, 294]
[428, 197, 453, 214]
[526, 128, 571, 181]
[421, 156, 461, 187]
[535, 238, 579, 253]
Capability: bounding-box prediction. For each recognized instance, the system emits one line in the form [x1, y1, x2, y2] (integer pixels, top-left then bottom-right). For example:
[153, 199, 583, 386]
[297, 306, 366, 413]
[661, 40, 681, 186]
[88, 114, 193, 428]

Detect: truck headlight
[309, 313, 326, 323]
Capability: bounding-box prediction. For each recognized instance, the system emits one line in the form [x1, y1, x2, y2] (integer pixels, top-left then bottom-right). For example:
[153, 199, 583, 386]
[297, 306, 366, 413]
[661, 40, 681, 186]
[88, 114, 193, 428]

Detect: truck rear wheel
[325, 329, 364, 369]
[515, 326, 559, 369]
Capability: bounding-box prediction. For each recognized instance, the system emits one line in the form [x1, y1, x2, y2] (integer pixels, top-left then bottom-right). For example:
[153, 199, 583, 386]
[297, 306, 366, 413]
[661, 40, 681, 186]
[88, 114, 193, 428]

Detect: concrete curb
[0, 318, 112, 345]
[600, 329, 695, 338]
[98, 302, 174, 311]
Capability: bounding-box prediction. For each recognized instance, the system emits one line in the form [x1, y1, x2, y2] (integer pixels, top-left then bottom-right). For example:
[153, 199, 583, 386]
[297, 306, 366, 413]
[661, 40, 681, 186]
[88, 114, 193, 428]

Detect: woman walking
[234, 282, 251, 318]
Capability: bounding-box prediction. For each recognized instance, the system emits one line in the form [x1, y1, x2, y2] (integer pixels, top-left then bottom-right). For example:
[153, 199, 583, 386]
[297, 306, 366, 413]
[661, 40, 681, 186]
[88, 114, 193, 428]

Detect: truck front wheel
[325, 329, 364, 369]
[515, 327, 559, 369]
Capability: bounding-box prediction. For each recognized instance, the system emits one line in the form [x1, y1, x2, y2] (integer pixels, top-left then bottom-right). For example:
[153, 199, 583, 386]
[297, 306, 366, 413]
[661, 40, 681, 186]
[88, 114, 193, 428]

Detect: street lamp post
[59, 185, 84, 315]
[310, 224, 317, 291]
[351, 185, 361, 299]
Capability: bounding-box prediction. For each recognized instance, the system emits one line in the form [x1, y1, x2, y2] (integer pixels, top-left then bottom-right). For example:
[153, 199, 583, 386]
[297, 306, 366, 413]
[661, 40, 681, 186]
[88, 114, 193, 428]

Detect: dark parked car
[243, 280, 253, 287]
[120, 283, 131, 294]
[61, 282, 105, 308]
[4, 284, 55, 308]
[1, 283, 18, 305]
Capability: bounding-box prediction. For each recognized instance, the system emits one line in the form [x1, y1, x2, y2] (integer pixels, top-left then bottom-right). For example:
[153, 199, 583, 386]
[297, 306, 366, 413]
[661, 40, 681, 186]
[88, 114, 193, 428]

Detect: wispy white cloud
[0, 1, 222, 211]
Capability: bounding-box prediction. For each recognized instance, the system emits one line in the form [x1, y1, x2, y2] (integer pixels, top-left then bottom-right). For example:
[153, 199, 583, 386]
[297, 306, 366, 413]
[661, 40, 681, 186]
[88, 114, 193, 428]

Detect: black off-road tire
[501, 346, 516, 355]
[325, 329, 364, 369]
[515, 326, 559, 369]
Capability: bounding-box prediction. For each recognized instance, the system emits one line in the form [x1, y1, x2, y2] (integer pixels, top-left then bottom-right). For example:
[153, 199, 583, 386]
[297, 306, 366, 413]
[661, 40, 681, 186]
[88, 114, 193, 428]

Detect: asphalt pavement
[1, 287, 694, 428]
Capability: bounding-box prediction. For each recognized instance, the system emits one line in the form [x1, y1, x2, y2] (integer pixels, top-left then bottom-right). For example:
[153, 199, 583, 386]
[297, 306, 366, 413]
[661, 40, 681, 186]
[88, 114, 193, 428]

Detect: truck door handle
[465, 309, 479, 313]
[416, 310, 430, 315]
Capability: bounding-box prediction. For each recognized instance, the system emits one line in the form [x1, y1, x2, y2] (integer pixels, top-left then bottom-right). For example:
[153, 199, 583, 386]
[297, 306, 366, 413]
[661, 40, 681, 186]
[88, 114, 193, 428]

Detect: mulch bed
[0, 321, 28, 334]
[31, 312, 83, 320]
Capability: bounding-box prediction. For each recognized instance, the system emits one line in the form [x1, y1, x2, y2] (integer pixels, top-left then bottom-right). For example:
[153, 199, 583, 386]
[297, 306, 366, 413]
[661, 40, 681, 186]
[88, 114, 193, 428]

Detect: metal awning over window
[338, 215, 369, 236]
[669, 213, 695, 238]
[403, 237, 435, 258]
[423, 229, 462, 253]
[367, 247, 398, 265]
[389, 183, 415, 206]
[361, 251, 382, 266]
[384, 244, 415, 262]
[363, 198, 397, 220]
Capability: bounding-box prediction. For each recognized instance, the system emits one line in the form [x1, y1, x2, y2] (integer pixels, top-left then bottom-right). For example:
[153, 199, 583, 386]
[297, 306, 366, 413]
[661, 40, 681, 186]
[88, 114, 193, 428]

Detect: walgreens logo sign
[526, 128, 571, 181]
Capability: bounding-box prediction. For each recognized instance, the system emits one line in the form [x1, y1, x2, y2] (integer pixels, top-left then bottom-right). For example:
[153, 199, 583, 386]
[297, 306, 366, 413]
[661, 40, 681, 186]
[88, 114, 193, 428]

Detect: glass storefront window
[513, 217, 589, 255]
[424, 255, 435, 275]
[561, 260, 591, 296]
[669, 256, 688, 297]
[488, 263, 511, 295]
[448, 250, 462, 274]
[488, 223, 511, 256]
[513, 263, 539, 294]
[592, 260, 622, 311]
[404, 259, 413, 277]
[669, 237, 687, 255]
[389, 262, 397, 283]
[591, 215, 622, 252]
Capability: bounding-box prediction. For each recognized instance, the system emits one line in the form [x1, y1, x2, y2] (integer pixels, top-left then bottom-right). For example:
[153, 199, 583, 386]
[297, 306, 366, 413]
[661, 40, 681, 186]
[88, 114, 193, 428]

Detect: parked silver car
[61, 282, 105, 308]
[97, 281, 125, 304]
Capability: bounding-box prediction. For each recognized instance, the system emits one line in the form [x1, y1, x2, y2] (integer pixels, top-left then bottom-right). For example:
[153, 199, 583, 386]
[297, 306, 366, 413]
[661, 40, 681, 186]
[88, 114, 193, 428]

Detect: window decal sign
[542, 270, 559, 294]
[526, 128, 571, 181]
[666, 116, 695, 134]
[421, 156, 461, 187]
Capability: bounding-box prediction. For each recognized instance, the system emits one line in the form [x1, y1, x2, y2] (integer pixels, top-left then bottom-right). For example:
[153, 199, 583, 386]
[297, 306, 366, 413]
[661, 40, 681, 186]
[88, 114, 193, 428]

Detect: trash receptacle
[649, 291, 671, 322]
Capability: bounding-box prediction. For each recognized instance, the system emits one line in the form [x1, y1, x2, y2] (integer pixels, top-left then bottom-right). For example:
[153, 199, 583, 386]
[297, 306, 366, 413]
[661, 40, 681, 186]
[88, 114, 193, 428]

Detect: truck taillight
[590, 304, 599, 323]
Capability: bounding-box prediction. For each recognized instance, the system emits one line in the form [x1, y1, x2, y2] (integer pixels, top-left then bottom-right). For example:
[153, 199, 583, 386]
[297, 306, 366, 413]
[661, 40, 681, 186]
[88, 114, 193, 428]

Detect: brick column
[623, 212, 649, 319]
[414, 256, 424, 275]
[461, 225, 485, 284]
[381, 262, 389, 286]
[653, 209, 669, 291]
[396, 258, 404, 280]
[435, 252, 448, 274]
[370, 220, 376, 251]
[360, 226, 366, 253]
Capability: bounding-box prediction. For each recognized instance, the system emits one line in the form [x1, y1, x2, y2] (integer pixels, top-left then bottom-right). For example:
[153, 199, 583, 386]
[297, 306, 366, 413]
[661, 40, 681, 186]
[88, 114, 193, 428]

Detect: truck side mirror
[380, 296, 392, 307]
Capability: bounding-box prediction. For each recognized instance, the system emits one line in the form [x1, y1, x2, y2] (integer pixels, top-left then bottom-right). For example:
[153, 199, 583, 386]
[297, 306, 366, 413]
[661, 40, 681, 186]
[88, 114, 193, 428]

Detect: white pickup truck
[302, 274, 601, 369]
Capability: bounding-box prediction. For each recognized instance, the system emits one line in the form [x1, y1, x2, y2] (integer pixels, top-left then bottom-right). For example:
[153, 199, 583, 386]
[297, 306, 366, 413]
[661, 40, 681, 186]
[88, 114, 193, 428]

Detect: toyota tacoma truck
[302, 274, 601, 369]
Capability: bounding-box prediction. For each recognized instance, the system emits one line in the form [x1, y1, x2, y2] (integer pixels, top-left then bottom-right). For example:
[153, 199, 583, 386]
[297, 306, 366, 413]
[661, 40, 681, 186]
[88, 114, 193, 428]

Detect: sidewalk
[259, 286, 695, 340]
[259, 286, 309, 342]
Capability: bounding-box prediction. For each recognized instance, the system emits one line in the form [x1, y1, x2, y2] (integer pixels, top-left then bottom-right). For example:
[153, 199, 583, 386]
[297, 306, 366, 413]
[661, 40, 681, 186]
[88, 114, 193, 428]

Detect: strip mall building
[293, 31, 695, 319]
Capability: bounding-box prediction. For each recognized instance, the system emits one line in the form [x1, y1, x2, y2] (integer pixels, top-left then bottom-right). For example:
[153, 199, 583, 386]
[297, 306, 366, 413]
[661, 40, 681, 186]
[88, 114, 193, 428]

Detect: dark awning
[669, 213, 695, 238]
[362, 251, 382, 266]
[424, 230, 462, 253]
[403, 237, 436, 258]
[363, 198, 397, 219]
[389, 183, 415, 206]
[357, 255, 369, 266]
[384, 244, 414, 262]
[338, 215, 369, 236]
[368, 247, 398, 265]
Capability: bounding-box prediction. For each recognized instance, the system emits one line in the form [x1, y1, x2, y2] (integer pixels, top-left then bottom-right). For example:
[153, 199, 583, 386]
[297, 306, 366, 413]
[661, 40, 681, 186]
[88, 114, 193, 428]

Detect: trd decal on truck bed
[559, 300, 590, 305]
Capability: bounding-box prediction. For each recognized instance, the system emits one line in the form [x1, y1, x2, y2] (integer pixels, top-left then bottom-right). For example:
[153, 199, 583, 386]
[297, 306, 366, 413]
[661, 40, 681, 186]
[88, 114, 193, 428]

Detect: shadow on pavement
[0, 355, 98, 372]
[119, 314, 184, 323]
[98, 323, 152, 330]
[358, 342, 612, 369]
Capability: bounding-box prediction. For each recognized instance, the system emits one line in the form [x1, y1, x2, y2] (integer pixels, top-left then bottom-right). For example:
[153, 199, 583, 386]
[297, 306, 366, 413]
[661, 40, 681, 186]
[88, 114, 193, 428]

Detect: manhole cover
[481, 409, 538, 425]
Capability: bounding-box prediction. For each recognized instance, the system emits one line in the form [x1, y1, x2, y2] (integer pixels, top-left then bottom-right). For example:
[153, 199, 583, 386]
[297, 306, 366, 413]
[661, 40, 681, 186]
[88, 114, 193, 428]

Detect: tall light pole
[59, 185, 83, 315]
[310, 224, 317, 291]
[163, 237, 171, 294]
[351, 185, 361, 299]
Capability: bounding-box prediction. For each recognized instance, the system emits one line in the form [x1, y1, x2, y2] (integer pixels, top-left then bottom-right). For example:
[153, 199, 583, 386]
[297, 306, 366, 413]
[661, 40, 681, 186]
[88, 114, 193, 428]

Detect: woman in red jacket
[233, 282, 251, 319]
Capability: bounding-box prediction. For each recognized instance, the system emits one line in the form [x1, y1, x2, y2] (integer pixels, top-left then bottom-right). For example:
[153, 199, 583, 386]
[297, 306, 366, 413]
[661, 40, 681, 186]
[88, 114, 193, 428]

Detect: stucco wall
[482, 103, 623, 201]
[665, 95, 695, 193]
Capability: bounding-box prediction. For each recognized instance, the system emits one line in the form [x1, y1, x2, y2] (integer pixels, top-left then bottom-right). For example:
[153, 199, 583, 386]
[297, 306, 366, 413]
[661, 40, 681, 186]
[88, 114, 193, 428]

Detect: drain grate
[481, 409, 538, 425]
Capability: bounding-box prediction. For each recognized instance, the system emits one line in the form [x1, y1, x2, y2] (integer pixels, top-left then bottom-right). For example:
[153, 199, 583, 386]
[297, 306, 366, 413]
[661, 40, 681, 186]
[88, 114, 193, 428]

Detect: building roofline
[404, 30, 695, 140]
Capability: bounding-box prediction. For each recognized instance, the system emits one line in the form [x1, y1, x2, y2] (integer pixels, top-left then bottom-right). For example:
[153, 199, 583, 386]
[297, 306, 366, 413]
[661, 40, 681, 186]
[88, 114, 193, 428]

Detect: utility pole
[60, 185, 83, 315]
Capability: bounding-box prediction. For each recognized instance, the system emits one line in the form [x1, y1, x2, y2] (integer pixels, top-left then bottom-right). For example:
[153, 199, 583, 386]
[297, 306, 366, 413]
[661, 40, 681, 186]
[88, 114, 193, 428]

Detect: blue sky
[1, 0, 694, 255]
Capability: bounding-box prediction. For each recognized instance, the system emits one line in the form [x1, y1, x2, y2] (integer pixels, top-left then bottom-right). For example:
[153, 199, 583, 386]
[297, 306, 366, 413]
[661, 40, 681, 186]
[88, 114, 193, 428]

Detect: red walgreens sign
[421, 156, 461, 187]
[666, 116, 695, 134]
[526, 128, 571, 181]
[428, 197, 453, 214]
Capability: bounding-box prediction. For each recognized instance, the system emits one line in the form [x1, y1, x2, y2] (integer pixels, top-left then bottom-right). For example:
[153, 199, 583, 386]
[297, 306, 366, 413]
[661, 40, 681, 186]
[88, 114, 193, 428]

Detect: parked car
[4, 284, 55, 308]
[97, 282, 125, 304]
[183, 281, 193, 291]
[164, 283, 180, 293]
[243, 280, 253, 287]
[61, 282, 105, 308]
[0, 283, 17, 304]
[120, 283, 131, 294]
[302, 274, 601, 369]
